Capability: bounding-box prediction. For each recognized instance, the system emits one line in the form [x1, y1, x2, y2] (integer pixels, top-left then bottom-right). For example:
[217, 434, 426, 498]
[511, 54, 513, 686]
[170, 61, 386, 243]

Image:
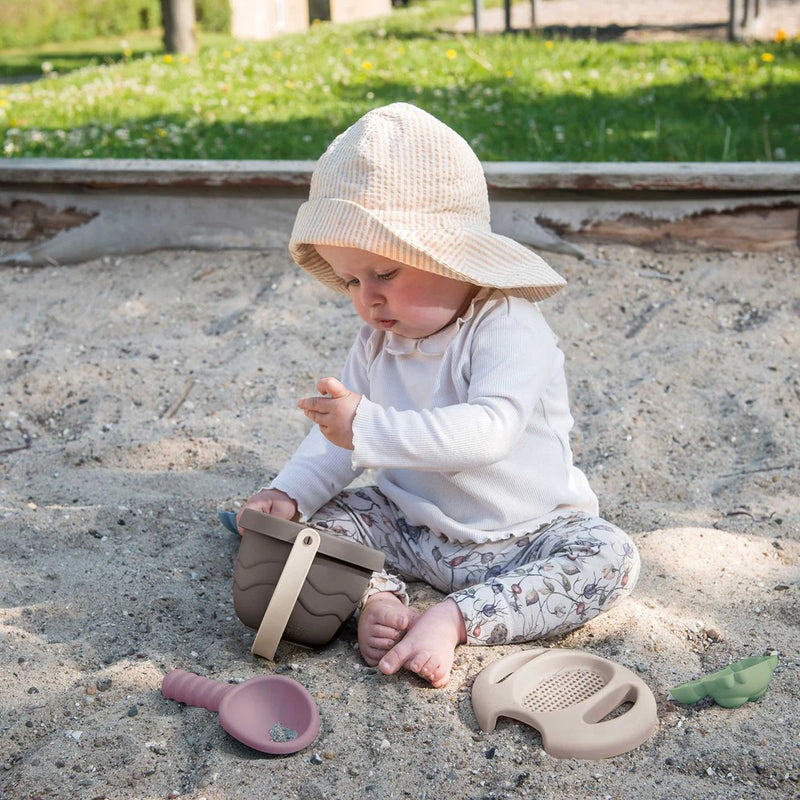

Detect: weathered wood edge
[0, 158, 798, 193]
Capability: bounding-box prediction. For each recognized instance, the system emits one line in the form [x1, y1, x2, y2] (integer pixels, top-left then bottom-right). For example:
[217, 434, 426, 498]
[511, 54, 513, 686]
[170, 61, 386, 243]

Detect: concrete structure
[309, 0, 393, 23]
[230, 0, 393, 40]
[230, 0, 310, 41]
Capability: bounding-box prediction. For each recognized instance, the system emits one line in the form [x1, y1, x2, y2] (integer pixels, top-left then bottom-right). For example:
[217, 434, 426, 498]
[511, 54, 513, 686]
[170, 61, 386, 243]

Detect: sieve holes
[523, 668, 606, 713]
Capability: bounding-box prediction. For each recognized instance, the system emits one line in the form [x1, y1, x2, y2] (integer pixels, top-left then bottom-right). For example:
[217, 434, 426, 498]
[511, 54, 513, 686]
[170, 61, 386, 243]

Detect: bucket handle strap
[251, 528, 321, 660]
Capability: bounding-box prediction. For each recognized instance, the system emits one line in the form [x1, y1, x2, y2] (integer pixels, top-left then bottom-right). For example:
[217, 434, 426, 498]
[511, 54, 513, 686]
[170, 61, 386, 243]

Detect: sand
[1, 233, 798, 799]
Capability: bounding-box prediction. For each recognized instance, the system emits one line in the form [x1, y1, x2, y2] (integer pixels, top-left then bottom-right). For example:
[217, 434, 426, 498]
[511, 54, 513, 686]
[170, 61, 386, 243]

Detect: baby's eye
[344, 277, 360, 288]
[377, 269, 398, 281]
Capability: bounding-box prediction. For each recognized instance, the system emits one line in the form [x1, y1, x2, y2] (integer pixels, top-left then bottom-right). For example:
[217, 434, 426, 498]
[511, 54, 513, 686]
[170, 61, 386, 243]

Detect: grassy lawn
[1, 0, 798, 162]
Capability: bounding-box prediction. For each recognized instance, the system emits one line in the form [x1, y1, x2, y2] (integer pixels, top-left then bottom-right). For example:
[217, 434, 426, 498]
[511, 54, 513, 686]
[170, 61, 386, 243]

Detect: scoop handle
[161, 669, 232, 713]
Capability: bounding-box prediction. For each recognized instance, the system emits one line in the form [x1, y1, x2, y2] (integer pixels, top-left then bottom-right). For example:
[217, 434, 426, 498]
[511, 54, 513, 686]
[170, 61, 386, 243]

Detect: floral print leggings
[309, 486, 640, 646]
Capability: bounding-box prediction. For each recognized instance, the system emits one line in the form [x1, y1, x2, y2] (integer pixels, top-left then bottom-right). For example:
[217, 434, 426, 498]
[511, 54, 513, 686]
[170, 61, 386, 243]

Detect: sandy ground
[0, 230, 798, 799]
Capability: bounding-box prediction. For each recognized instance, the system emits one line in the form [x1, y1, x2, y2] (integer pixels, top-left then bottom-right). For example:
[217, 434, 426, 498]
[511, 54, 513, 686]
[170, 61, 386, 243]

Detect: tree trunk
[473, 0, 483, 34]
[161, 0, 197, 54]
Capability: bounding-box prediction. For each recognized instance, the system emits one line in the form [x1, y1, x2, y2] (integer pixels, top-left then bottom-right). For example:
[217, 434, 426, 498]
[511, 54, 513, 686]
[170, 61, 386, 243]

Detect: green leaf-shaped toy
[670, 654, 778, 708]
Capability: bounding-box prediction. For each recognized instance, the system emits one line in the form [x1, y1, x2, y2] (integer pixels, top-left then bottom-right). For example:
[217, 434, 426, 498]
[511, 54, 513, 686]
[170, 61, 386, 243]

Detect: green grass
[1, 0, 798, 161]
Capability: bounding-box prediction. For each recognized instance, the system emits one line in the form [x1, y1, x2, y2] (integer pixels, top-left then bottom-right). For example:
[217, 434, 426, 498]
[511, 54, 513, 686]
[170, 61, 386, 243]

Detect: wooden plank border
[1, 158, 798, 194]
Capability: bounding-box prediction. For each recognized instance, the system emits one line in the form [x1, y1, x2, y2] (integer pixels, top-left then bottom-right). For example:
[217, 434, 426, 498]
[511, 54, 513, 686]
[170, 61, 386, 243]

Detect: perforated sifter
[471, 648, 658, 759]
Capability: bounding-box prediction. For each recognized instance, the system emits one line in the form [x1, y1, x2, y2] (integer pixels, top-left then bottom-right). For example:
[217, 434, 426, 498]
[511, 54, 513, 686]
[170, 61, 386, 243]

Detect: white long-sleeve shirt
[271, 290, 598, 544]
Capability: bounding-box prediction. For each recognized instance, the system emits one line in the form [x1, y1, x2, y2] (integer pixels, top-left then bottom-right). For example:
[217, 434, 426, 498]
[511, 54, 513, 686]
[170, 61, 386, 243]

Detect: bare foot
[358, 592, 420, 667]
[378, 598, 467, 688]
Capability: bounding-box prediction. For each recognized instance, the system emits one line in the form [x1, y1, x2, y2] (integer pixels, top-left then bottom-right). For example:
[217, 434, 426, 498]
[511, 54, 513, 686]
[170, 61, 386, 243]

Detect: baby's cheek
[353, 303, 372, 325]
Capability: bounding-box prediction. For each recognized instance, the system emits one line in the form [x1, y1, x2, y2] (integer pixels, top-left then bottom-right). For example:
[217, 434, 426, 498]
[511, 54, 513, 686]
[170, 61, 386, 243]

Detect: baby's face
[317, 245, 478, 340]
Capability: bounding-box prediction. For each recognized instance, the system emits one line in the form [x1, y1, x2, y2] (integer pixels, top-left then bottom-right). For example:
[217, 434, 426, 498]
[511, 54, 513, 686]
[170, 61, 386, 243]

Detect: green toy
[670, 654, 778, 709]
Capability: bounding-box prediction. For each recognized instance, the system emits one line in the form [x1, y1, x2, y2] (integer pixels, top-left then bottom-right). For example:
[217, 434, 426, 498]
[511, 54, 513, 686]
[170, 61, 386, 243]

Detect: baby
[239, 103, 640, 688]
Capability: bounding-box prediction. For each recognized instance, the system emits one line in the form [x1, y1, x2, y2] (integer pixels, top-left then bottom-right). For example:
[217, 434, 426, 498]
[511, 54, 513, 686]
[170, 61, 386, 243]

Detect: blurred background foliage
[0, 0, 231, 49]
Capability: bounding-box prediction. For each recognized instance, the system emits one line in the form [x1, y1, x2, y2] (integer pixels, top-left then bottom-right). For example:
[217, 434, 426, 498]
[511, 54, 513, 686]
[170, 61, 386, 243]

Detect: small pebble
[485, 747, 497, 759]
[310, 753, 324, 765]
[127, 705, 138, 717]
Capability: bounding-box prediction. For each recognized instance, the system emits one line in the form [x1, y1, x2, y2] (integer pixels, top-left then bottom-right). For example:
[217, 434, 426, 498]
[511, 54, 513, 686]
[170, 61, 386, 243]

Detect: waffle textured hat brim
[289, 103, 566, 303]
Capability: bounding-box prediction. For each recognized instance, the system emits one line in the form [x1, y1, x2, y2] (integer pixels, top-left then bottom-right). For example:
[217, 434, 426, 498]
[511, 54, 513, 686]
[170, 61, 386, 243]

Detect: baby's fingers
[317, 376, 349, 399]
[297, 395, 330, 413]
[302, 409, 324, 426]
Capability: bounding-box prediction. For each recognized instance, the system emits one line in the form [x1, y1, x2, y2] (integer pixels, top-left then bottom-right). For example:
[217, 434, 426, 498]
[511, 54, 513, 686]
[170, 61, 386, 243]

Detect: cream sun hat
[289, 103, 565, 302]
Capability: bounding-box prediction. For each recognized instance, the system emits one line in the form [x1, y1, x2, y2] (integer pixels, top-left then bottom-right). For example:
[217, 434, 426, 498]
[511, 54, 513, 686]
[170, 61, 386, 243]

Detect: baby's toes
[429, 664, 451, 689]
[377, 639, 412, 675]
[369, 622, 404, 643]
[358, 620, 404, 665]
[409, 652, 449, 686]
[360, 643, 387, 666]
[374, 607, 410, 635]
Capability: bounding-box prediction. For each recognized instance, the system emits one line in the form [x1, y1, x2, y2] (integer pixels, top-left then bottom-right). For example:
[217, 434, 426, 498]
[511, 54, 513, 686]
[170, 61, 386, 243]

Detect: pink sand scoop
[161, 669, 320, 754]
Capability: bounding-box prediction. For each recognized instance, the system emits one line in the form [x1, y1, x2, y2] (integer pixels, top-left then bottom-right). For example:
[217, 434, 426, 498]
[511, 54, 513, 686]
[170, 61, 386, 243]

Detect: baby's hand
[298, 377, 361, 450]
[237, 488, 297, 533]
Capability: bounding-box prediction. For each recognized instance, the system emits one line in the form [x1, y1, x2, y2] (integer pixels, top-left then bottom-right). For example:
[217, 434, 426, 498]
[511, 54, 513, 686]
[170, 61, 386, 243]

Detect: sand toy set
[160, 509, 779, 759]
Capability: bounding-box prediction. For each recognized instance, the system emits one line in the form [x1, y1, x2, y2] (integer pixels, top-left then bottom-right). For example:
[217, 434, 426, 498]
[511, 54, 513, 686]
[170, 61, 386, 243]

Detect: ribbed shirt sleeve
[351, 308, 558, 471]
[269, 426, 360, 520]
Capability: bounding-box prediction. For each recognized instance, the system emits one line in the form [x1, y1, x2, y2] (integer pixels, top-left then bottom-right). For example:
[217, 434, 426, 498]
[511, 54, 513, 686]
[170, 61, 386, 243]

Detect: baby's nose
[361, 283, 384, 305]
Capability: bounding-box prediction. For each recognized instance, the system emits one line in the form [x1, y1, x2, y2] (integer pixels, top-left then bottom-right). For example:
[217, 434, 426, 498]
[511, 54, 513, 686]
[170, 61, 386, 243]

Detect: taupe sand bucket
[234, 509, 385, 659]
